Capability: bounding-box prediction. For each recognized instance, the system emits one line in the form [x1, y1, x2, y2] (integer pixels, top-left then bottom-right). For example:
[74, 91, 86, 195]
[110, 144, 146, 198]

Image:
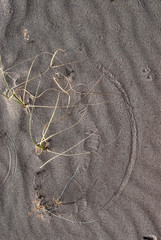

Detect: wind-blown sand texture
[0, 0, 161, 239]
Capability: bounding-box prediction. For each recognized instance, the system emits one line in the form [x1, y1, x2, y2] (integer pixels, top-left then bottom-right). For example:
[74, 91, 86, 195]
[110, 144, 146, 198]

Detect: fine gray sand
[0, 1, 161, 239]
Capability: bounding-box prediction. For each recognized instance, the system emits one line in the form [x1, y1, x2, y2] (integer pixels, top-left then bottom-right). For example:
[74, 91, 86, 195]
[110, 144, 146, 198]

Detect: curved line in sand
[34, 69, 138, 224]
[97, 69, 138, 214]
[0, 132, 17, 188]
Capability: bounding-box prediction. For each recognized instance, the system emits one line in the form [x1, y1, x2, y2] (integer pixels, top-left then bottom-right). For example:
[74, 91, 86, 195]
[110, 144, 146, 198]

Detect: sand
[0, 0, 161, 239]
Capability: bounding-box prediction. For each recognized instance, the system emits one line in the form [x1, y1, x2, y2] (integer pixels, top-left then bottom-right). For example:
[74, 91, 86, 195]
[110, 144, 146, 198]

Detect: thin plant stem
[40, 130, 97, 169]
[49, 49, 65, 68]
[29, 81, 41, 146]
[47, 150, 90, 157]
[0, 55, 26, 107]
[53, 76, 71, 108]
[40, 92, 60, 146]
[45, 208, 97, 224]
[58, 166, 79, 201]
[27, 100, 109, 109]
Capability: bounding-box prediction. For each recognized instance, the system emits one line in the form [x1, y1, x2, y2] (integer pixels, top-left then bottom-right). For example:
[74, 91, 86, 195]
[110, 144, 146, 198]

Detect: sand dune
[0, 1, 161, 239]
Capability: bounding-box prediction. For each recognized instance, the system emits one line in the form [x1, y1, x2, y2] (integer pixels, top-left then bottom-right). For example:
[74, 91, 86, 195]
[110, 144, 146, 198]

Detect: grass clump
[0, 50, 110, 169]
[1, 50, 107, 166]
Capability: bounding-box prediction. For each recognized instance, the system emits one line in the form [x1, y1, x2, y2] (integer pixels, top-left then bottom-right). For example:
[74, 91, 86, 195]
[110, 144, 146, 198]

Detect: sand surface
[0, 0, 161, 239]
